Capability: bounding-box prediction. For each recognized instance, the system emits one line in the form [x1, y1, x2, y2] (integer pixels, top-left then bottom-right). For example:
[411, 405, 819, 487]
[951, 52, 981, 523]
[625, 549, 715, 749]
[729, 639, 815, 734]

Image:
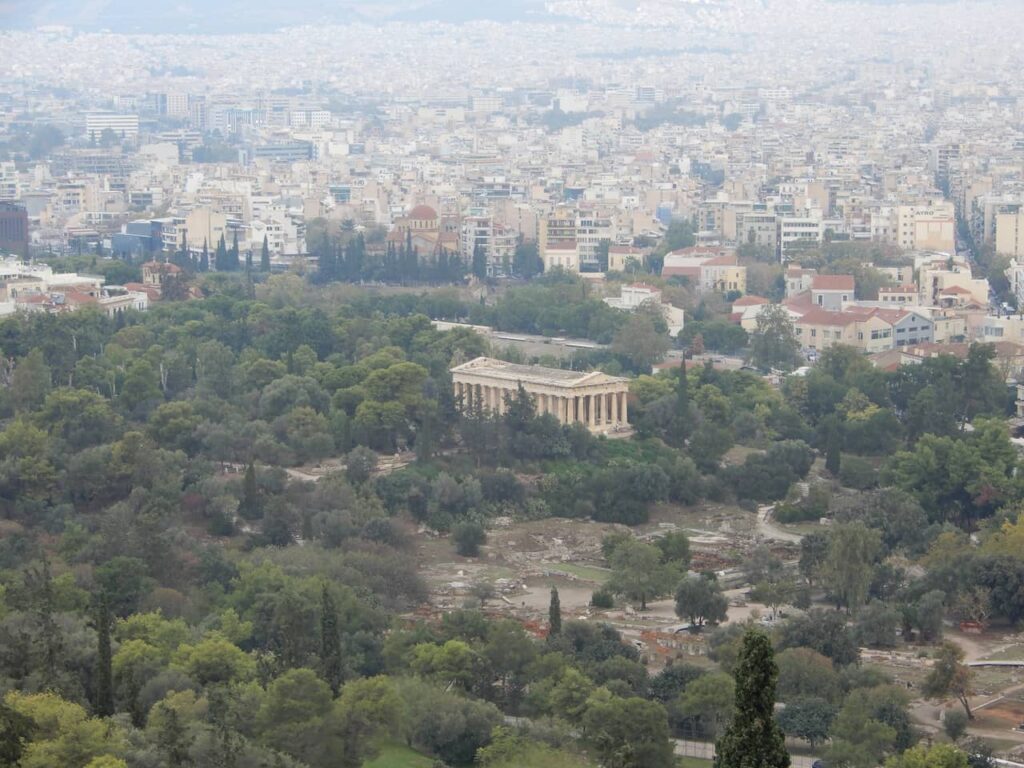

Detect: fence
[674, 739, 819, 768]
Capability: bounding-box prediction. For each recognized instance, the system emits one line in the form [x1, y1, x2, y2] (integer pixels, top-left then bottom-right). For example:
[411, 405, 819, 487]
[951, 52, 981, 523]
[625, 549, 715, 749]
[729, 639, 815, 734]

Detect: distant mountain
[0, 0, 559, 33]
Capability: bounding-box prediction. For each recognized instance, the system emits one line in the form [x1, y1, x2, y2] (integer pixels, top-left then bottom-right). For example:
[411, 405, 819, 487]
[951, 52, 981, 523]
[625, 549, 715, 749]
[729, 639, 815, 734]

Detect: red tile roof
[732, 295, 769, 307]
[795, 308, 861, 326]
[811, 274, 855, 291]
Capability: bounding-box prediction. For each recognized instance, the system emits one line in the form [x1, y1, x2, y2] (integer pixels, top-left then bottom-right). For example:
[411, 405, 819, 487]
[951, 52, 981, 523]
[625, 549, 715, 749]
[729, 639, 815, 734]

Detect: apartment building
[894, 201, 955, 252]
[996, 208, 1024, 258]
[85, 113, 140, 142]
[878, 285, 921, 306]
[603, 284, 685, 337]
[810, 274, 854, 310]
[794, 307, 933, 353]
[778, 216, 823, 261]
[918, 261, 989, 307]
[543, 240, 579, 272]
[785, 265, 816, 297]
[0, 203, 29, 254]
[662, 246, 747, 294]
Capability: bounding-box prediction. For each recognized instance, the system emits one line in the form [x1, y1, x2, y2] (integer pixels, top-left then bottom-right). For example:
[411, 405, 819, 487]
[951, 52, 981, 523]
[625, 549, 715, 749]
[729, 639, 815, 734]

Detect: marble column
[611, 389, 619, 424]
[587, 395, 596, 428]
[620, 392, 628, 425]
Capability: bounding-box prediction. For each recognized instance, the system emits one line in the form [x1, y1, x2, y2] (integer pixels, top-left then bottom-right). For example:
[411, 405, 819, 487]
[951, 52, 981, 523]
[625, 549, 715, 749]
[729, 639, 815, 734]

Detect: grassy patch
[981, 644, 1024, 662]
[545, 563, 612, 583]
[678, 758, 713, 767]
[363, 742, 435, 768]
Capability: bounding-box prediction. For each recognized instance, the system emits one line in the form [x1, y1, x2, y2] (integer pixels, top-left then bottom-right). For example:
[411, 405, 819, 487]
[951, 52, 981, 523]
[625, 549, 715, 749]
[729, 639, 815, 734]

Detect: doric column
[562, 396, 569, 425]
[495, 386, 505, 415]
[620, 391, 628, 425]
[587, 394, 596, 428]
[611, 389, 619, 424]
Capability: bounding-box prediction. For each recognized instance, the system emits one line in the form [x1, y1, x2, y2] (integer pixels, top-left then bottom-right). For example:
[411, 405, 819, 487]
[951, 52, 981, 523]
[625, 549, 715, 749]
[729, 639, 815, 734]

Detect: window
[810, 329, 816, 337]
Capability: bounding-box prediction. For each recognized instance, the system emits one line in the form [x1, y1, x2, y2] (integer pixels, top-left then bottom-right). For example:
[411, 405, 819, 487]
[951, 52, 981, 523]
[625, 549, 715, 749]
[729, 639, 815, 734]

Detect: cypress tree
[200, 239, 209, 272]
[549, 586, 562, 637]
[238, 462, 261, 520]
[674, 364, 691, 443]
[825, 422, 842, 476]
[95, 596, 114, 717]
[320, 583, 344, 695]
[714, 630, 790, 768]
[229, 231, 240, 271]
[260, 234, 270, 272]
[215, 234, 228, 272]
[472, 242, 487, 279]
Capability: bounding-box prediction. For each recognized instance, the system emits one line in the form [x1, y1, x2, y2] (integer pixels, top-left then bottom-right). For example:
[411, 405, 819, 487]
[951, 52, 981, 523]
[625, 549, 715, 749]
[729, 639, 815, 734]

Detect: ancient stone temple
[450, 356, 630, 432]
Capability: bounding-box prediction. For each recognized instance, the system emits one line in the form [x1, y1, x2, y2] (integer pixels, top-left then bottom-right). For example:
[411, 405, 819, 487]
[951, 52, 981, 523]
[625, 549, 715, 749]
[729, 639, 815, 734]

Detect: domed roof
[409, 204, 438, 220]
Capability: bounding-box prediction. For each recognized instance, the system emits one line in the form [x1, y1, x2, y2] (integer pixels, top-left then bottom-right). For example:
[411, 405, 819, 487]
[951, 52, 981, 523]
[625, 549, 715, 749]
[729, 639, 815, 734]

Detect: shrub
[452, 521, 486, 557]
[591, 588, 615, 609]
[943, 708, 968, 741]
[838, 455, 877, 490]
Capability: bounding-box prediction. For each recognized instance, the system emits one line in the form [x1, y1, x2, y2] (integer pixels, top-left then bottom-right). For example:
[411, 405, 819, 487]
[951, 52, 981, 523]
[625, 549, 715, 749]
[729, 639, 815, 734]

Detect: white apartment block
[85, 113, 140, 142]
[778, 216, 823, 261]
[0, 163, 20, 201]
[894, 201, 955, 252]
[996, 208, 1024, 259]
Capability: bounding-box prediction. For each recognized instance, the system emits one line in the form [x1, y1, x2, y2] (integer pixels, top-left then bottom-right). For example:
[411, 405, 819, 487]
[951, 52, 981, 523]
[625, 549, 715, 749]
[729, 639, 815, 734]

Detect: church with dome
[386, 203, 460, 259]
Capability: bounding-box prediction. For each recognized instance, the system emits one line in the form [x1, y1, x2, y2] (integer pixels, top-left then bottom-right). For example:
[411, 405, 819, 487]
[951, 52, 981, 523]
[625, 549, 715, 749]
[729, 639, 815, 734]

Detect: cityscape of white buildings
[2, 0, 1024, 363]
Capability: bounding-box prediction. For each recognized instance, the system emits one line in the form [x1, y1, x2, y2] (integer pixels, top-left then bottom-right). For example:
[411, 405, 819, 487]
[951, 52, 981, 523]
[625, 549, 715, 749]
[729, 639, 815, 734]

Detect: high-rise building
[0, 202, 29, 255]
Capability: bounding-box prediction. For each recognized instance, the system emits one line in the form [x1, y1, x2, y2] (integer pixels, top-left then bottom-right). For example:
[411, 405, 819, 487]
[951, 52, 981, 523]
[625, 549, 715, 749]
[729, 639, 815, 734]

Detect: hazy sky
[0, 0, 554, 32]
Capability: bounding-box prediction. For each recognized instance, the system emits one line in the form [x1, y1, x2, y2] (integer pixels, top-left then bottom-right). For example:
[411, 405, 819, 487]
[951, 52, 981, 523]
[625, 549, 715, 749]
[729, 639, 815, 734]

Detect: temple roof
[450, 356, 629, 388]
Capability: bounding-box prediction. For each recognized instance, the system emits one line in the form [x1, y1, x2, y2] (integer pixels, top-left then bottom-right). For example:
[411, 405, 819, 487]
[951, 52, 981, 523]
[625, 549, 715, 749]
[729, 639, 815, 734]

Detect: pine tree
[156, 706, 193, 767]
[320, 583, 344, 695]
[714, 630, 790, 768]
[95, 595, 114, 717]
[549, 586, 562, 637]
[238, 462, 261, 520]
[260, 234, 270, 272]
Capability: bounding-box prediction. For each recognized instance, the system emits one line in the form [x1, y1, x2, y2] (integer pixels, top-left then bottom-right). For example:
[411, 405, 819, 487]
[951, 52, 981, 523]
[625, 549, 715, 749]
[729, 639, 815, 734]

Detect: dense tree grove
[0, 264, 1012, 767]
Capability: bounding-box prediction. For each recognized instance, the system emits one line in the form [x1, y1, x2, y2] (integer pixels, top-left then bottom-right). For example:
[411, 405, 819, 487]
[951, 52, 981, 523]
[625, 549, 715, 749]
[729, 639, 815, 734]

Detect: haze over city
[2, 2, 1024, 768]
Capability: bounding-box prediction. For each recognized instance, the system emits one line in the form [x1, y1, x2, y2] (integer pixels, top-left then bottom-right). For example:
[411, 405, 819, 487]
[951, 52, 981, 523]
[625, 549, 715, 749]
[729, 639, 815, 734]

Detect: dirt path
[756, 505, 803, 544]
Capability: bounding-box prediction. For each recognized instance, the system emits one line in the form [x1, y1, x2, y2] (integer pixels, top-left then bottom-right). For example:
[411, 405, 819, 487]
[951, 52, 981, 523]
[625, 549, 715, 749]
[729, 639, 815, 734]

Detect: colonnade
[452, 380, 628, 429]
